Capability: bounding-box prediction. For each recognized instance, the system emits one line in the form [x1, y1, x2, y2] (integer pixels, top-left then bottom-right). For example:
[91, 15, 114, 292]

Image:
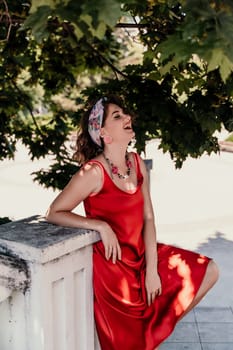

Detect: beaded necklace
[103, 152, 132, 180]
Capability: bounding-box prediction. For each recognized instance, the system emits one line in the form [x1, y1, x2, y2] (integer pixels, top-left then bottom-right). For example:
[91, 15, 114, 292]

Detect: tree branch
[115, 23, 148, 28]
[0, 0, 12, 41]
[87, 42, 128, 79]
[61, 21, 129, 80]
[131, 16, 154, 51]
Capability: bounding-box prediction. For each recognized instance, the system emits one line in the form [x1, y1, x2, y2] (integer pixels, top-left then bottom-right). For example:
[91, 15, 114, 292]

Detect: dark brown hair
[73, 95, 127, 164]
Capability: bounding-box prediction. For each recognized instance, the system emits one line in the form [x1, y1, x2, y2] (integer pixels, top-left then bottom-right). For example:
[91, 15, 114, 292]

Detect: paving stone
[160, 343, 202, 350]
[162, 308, 233, 347]
[198, 322, 233, 342]
[180, 310, 196, 323]
[164, 322, 199, 343]
[202, 344, 233, 350]
[195, 307, 233, 322]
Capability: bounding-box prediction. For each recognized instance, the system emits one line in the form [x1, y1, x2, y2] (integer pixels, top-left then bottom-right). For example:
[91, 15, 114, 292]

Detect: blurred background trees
[1, 0, 233, 189]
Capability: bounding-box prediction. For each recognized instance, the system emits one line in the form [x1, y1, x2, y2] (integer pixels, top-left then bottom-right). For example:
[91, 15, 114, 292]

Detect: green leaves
[22, 0, 123, 42]
[2, 0, 233, 190]
[29, 0, 58, 13]
[81, 0, 122, 29]
[156, 0, 233, 82]
[21, 6, 52, 42]
[207, 48, 233, 82]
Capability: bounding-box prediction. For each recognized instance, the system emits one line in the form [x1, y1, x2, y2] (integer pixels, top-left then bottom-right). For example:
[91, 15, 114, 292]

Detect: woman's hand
[145, 269, 162, 306]
[99, 222, 121, 264]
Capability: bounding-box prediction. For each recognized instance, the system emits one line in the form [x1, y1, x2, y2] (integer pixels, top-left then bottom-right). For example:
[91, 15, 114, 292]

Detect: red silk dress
[84, 153, 210, 350]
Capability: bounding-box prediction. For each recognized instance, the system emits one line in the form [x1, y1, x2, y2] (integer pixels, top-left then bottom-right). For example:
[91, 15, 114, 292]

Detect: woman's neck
[102, 148, 132, 180]
[103, 145, 128, 167]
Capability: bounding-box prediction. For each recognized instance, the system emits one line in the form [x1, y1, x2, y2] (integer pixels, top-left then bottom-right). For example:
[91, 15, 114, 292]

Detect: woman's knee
[207, 259, 219, 286]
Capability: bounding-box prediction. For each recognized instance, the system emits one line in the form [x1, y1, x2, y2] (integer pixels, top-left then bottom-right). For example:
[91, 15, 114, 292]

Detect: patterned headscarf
[88, 98, 106, 147]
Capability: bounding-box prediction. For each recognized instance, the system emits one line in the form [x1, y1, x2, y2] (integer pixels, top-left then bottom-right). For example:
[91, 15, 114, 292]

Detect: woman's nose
[123, 113, 131, 121]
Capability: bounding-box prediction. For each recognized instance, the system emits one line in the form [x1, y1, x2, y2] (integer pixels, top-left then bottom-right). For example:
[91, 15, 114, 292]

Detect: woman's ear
[100, 127, 105, 138]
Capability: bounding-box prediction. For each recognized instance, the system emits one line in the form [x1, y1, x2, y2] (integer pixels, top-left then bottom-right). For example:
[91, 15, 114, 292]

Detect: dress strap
[133, 153, 143, 185]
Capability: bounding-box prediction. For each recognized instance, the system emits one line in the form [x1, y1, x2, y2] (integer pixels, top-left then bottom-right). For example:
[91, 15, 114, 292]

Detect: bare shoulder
[73, 160, 103, 182]
[69, 159, 103, 195]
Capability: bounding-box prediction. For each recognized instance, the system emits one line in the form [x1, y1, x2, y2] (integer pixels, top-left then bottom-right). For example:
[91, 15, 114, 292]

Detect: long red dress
[84, 153, 210, 350]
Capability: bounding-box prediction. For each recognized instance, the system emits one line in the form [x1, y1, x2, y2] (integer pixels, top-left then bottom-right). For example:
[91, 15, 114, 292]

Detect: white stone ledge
[0, 215, 100, 264]
[0, 254, 29, 292]
[0, 215, 100, 350]
[0, 285, 12, 303]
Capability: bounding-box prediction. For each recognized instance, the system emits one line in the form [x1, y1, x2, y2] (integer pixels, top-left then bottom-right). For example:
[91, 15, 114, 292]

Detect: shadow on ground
[196, 232, 233, 307]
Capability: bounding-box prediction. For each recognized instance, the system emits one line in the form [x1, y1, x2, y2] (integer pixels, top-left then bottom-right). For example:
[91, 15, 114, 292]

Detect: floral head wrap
[88, 98, 106, 147]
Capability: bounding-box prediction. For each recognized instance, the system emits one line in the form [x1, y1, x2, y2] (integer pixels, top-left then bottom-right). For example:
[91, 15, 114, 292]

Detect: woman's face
[101, 103, 135, 144]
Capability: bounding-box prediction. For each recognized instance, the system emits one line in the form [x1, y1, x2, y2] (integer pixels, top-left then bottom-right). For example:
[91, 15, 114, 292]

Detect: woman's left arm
[139, 156, 162, 305]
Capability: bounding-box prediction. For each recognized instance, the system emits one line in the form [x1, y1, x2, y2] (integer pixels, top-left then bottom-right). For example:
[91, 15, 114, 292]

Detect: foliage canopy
[1, 0, 233, 189]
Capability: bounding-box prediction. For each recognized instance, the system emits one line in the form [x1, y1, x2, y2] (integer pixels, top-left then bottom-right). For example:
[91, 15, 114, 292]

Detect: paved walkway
[161, 306, 233, 349]
[1, 137, 233, 349]
[145, 139, 233, 350]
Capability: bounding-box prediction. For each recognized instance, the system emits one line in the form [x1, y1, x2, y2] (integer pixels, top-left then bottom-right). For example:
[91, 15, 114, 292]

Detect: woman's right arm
[46, 162, 103, 230]
[46, 162, 121, 263]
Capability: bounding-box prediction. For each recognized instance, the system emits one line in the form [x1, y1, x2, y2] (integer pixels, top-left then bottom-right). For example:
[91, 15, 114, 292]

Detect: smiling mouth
[124, 125, 132, 130]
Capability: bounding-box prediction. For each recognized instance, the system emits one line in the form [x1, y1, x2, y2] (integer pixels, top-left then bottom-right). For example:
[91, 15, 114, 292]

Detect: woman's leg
[180, 259, 219, 320]
[155, 260, 218, 349]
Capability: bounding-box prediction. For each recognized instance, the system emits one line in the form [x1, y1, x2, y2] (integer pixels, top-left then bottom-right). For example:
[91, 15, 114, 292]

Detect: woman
[46, 95, 219, 350]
